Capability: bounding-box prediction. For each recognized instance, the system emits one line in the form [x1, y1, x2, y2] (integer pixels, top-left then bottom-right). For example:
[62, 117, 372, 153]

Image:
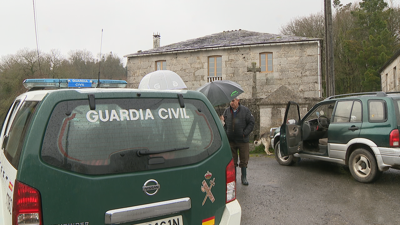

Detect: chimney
[153, 33, 160, 48]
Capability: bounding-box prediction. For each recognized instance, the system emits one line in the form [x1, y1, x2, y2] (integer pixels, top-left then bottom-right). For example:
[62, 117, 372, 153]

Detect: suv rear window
[368, 100, 387, 122]
[41, 98, 222, 175]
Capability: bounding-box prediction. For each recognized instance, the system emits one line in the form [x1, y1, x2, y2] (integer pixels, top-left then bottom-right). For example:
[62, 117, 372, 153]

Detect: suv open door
[280, 101, 301, 156]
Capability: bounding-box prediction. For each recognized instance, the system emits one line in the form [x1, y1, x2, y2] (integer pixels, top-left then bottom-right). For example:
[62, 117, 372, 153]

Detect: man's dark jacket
[222, 104, 255, 143]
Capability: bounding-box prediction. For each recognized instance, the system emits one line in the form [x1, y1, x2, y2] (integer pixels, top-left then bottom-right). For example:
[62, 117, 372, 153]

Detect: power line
[97, 29, 103, 87]
[32, 0, 42, 75]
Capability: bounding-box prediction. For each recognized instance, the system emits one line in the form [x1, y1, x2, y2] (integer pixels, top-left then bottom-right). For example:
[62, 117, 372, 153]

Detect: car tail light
[12, 181, 42, 225]
[390, 129, 400, 147]
[226, 159, 236, 203]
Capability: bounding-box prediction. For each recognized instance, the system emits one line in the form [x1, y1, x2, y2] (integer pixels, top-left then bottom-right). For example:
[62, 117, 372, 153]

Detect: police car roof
[18, 79, 212, 105]
[23, 78, 127, 91]
[17, 87, 209, 104]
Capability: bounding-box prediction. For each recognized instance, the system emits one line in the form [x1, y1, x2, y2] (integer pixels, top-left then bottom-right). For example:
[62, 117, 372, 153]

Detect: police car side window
[1, 102, 15, 136]
[1, 100, 20, 138]
[4, 101, 38, 168]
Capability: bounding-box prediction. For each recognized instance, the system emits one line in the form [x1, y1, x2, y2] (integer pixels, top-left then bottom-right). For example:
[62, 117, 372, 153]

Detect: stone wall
[215, 94, 321, 143]
[126, 41, 321, 100]
[380, 55, 400, 92]
[127, 50, 208, 90]
[257, 85, 322, 140]
[126, 41, 322, 143]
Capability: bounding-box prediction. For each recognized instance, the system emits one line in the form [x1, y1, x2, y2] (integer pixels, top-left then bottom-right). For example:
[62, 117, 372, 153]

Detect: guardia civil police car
[0, 78, 240, 225]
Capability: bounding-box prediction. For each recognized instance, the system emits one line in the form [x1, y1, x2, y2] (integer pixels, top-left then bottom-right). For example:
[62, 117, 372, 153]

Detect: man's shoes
[241, 167, 249, 185]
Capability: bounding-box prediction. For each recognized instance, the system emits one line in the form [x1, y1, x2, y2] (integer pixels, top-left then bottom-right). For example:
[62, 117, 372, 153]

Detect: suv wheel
[275, 141, 295, 166]
[349, 148, 381, 183]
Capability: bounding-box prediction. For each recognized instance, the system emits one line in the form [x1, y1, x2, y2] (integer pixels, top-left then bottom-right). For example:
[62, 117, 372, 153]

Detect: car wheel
[274, 141, 295, 166]
[349, 148, 381, 183]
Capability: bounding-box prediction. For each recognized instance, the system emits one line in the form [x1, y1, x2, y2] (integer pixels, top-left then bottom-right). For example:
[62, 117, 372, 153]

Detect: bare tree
[280, 13, 325, 38]
[0, 49, 126, 123]
[280, 0, 400, 94]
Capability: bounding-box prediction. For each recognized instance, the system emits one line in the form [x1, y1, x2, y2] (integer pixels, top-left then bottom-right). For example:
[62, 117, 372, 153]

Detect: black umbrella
[196, 80, 244, 107]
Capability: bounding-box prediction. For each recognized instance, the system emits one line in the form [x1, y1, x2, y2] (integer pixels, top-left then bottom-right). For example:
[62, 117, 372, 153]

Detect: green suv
[273, 92, 400, 183]
[0, 79, 240, 225]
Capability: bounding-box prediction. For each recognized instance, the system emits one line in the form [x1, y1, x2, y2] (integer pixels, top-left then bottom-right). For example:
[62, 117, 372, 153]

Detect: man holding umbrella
[221, 97, 255, 185]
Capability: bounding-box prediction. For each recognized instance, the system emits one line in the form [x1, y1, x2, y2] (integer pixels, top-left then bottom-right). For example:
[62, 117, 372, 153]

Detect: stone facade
[380, 49, 400, 92]
[257, 86, 322, 138]
[126, 42, 322, 100]
[125, 30, 322, 141]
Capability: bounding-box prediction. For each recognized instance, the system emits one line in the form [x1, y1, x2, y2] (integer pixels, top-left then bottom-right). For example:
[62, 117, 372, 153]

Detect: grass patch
[251, 144, 274, 154]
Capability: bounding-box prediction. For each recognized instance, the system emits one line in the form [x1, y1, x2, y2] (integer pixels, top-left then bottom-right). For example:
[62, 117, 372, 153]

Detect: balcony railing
[207, 76, 222, 83]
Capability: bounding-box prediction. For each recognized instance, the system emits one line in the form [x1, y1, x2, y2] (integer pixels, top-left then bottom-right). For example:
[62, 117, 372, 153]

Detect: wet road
[236, 154, 400, 225]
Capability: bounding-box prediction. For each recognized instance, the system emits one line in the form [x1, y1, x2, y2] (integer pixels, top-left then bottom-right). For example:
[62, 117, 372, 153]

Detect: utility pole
[324, 0, 335, 96]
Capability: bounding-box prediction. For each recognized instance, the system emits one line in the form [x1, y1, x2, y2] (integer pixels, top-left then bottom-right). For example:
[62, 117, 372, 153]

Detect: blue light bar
[23, 79, 127, 89]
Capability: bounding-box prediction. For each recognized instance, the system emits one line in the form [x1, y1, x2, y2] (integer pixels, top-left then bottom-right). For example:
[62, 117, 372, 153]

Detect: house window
[394, 67, 397, 90]
[386, 73, 389, 91]
[208, 56, 222, 82]
[260, 53, 273, 72]
[156, 60, 166, 70]
[208, 56, 222, 77]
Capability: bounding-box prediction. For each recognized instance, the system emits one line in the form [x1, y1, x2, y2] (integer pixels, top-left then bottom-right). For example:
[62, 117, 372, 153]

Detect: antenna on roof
[32, 0, 43, 76]
[97, 29, 103, 88]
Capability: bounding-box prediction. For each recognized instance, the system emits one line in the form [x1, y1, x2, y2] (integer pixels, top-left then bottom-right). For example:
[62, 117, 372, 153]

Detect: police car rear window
[41, 98, 222, 175]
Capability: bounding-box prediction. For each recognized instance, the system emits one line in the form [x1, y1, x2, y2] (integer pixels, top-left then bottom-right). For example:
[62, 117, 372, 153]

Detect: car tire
[274, 141, 295, 166]
[349, 148, 381, 183]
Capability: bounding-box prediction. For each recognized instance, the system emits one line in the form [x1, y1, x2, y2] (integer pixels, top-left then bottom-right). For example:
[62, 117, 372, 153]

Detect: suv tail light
[226, 159, 236, 203]
[390, 129, 400, 147]
[12, 181, 42, 225]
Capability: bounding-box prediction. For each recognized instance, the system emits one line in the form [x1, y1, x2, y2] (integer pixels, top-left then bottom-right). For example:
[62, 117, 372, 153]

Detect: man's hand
[219, 115, 225, 126]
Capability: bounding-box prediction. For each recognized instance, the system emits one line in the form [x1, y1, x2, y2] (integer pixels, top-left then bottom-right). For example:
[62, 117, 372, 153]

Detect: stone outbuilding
[125, 30, 323, 140]
[380, 49, 400, 92]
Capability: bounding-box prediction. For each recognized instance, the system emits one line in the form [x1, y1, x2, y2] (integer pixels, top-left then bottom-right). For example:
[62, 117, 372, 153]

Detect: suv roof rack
[23, 78, 127, 91]
[324, 91, 387, 100]
[383, 91, 400, 95]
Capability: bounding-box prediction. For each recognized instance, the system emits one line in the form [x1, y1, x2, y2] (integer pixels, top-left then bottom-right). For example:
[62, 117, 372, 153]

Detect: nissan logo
[143, 179, 160, 196]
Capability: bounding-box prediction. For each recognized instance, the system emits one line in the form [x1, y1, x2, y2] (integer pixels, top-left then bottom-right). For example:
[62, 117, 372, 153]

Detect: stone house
[125, 30, 323, 141]
[380, 49, 400, 92]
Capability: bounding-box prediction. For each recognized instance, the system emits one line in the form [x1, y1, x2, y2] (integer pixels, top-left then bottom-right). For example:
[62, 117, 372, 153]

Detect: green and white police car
[0, 79, 240, 225]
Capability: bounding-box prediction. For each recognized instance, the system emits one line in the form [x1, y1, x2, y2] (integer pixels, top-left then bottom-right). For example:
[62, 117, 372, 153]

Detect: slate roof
[379, 48, 400, 73]
[125, 29, 320, 58]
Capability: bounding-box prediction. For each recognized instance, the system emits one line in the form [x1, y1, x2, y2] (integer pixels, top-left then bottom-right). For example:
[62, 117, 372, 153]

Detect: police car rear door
[19, 91, 230, 224]
[0, 97, 25, 225]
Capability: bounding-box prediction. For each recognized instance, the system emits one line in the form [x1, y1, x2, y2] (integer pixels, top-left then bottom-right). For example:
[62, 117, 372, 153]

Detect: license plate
[134, 215, 183, 225]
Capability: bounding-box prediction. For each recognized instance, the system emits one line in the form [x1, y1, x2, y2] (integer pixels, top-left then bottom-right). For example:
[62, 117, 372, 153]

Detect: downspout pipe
[318, 40, 322, 98]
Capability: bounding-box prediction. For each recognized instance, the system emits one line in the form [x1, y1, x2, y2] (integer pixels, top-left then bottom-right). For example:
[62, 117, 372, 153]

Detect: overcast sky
[1, 0, 398, 64]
